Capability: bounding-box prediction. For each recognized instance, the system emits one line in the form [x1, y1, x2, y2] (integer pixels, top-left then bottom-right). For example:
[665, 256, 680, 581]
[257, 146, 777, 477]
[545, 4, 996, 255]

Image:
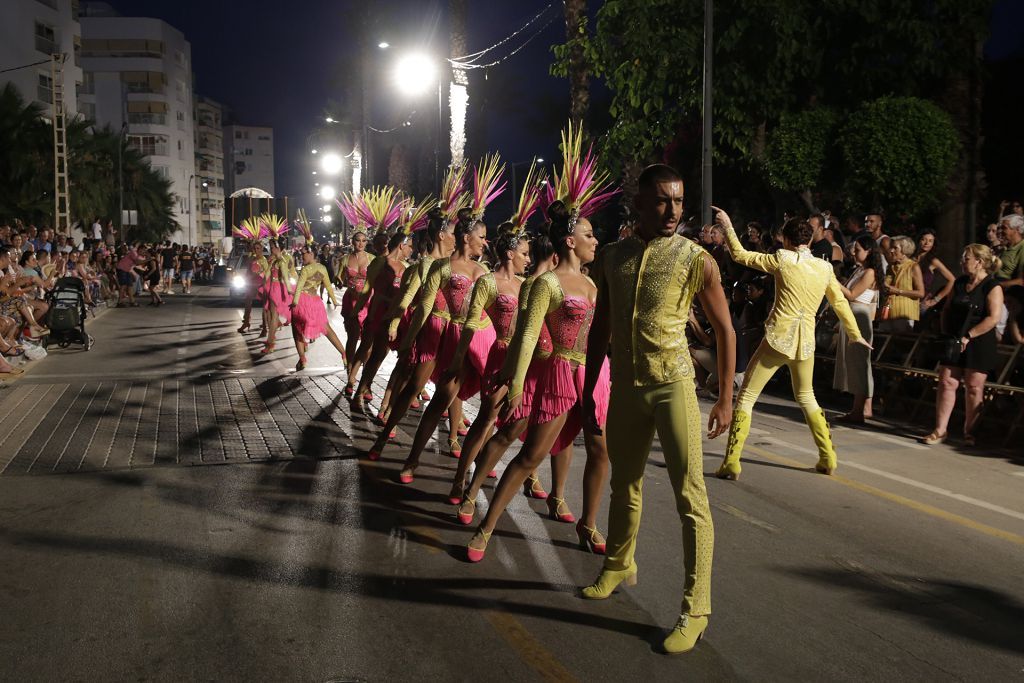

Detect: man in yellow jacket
[713, 209, 871, 480]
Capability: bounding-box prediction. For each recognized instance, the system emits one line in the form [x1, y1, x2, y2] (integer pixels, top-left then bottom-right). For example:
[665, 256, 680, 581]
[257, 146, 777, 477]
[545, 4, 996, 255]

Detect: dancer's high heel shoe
[456, 497, 476, 525]
[576, 522, 606, 554]
[547, 496, 575, 523]
[920, 431, 947, 445]
[399, 464, 416, 484]
[257, 325, 267, 338]
[581, 564, 638, 600]
[343, 383, 355, 397]
[466, 528, 491, 562]
[447, 438, 461, 459]
[295, 356, 306, 371]
[259, 341, 275, 355]
[447, 480, 465, 506]
[663, 614, 709, 655]
[523, 474, 548, 500]
[237, 321, 250, 333]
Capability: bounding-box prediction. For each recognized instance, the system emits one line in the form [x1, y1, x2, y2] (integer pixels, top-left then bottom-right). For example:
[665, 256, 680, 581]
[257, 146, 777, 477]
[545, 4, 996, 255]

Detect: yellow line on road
[746, 445, 1024, 548]
[485, 610, 579, 683]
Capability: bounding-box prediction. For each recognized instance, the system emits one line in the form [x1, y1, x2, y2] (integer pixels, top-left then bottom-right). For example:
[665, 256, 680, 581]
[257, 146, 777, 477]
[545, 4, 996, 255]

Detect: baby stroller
[44, 277, 92, 351]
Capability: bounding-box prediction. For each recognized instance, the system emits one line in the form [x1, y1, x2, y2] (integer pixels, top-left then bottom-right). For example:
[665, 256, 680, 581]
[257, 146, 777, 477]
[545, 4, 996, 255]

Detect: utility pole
[701, 0, 713, 227]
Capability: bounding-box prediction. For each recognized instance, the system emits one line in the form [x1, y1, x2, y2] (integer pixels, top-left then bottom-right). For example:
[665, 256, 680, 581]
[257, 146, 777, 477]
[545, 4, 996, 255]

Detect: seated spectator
[996, 214, 1023, 287]
[834, 235, 884, 423]
[986, 222, 1003, 255]
[921, 244, 1004, 446]
[0, 250, 49, 337]
[880, 235, 925, 334]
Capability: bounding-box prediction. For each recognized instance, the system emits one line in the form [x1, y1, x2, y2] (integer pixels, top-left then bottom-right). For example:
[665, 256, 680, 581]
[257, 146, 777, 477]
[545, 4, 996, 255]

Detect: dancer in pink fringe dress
[392, 155, 507, 483]
[260, 236, 297, 355]
[289, 246, 348, 370]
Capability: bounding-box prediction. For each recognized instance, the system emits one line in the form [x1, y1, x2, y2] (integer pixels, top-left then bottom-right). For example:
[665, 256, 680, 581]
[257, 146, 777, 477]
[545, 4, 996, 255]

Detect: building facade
[79, 11, 196, 243]
[223, 125, 275, 199]
[0, 0, 83, 118]
[194, 96, 225, 244]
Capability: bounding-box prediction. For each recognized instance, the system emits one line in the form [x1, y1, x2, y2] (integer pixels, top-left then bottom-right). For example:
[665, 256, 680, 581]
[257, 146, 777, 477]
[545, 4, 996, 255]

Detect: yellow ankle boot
[806, 408, 837, 475]
[663, 614, 709, 654]
[581, 563, 638, 600]
[715, 411, 751, 480]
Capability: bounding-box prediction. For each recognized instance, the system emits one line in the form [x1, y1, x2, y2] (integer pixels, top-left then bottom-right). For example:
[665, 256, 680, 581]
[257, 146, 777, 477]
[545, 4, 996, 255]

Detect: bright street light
[537, 157, 545, 164]
[322, 204, 331, 212]
[323, 215, 333, 223]
[378, 42, 390, 49]
[311, 148, 318, 154]
[325, 116, 334, 123]
[394, 53, 437, 96]
[312, 171, 317, 175]
[320, 186, 336, 200]
[321, 152, 343, 175]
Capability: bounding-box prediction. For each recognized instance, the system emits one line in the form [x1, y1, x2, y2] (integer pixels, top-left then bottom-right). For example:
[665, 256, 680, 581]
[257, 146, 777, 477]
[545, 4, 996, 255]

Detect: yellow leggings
[604, 376, 713, 616]
[736, 340, 820, 416]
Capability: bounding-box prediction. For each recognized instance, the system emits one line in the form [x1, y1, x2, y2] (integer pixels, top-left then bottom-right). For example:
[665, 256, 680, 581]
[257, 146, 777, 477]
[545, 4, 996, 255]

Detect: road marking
[842, 459, 1024, 523]
[746, 445, 1024, 547]
[484, 610, 578, 683]
[713, 502, 779, 533]
[1013, 472, 1024, 478]
[858, 432, 928, 451]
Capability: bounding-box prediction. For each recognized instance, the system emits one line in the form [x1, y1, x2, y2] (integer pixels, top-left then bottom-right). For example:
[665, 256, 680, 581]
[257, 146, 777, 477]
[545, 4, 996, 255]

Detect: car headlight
[231, 275, 246, 289]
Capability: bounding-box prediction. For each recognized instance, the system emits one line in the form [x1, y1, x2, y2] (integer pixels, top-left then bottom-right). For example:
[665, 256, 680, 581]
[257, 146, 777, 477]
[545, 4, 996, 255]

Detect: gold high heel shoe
[581, 564, 638, 600]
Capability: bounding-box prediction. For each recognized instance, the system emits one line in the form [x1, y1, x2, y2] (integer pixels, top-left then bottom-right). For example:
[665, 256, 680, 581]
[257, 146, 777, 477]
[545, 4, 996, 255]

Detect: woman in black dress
[921, 244, 1004, 445]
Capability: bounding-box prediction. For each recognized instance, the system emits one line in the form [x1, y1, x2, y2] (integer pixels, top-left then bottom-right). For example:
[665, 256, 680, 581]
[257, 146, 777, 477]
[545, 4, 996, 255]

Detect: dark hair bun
[547, 200, 570, 226]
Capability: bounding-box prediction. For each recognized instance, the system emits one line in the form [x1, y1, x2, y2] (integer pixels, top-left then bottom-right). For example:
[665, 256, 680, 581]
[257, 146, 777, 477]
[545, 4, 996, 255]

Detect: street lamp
[378, 41, 390, 50]
[393, 52, 442, 186]
[321, 152, 343, 175]
[510, 158, 545, 206]
[320, 186, 336, 200]
[311, 148, 318, 154]
[325, 116, 334, 123]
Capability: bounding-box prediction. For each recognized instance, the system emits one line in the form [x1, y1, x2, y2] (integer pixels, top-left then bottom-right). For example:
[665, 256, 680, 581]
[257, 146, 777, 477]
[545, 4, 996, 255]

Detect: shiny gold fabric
[291, 262, 336, 306]
[507, 271, 564, 398]
[387, 255, 436, 338]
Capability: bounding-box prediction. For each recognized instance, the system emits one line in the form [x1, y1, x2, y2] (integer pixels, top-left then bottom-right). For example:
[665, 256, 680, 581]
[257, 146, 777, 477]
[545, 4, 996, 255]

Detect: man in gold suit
[582, 164, 735, 655]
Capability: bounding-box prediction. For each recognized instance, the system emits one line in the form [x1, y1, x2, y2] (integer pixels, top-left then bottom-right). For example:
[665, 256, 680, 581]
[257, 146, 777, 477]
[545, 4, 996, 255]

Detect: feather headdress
[439, 164, 470, 221]
[552, 120, 619, 226]
[357, 186, 407, 235]
[232, 215, 264, 241]
[509, 160, 544, 235]
[470, 153, 507, 221]
[336, 192, 368, 235]
[259, 213, 291, 240]
[294, 209, 314, 245]
[402, 195, 438, 235]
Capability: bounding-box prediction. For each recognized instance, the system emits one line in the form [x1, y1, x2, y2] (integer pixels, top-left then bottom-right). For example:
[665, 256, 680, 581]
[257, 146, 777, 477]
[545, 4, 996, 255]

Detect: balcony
[35, 36, 57, 56]
[128, 112, 167, 126]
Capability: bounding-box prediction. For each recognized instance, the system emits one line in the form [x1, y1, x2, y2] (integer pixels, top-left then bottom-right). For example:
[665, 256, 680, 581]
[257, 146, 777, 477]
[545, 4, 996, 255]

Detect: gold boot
[663, 614, 709, 654]
[806, 408, 837, 475]
[581, 564, 638, 600]
[715, 410, 751, 480]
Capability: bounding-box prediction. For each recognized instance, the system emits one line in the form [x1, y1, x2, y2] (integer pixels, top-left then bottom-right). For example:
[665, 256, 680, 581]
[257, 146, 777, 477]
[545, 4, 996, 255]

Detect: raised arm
[714, 206, 779, 273]
[445, 273, 496, 376]
[398, 259, 445, 354]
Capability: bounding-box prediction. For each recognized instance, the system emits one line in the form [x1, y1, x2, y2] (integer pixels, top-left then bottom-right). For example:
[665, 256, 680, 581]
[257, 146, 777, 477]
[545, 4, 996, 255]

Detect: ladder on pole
[51, 53, 71, 235]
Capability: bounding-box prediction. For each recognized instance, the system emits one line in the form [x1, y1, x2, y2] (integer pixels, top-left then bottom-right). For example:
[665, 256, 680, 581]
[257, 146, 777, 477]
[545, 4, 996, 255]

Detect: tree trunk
[564, 0, 590, 130]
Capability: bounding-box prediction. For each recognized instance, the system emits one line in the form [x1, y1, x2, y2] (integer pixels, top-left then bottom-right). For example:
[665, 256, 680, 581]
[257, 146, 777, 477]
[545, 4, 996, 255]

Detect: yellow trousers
[604, 375, 713, 616]
[736, 340, 820, 416]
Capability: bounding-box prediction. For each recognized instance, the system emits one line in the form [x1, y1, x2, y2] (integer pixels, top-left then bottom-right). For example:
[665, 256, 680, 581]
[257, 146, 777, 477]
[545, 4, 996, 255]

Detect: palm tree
[564, 0, 590, 130]
[0, 84, 52, 224]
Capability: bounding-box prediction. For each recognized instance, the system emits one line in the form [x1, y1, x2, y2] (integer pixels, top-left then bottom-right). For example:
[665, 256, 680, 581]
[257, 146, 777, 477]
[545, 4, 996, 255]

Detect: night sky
[100, 0, 1021, 219]
[101, 0, 565, 217]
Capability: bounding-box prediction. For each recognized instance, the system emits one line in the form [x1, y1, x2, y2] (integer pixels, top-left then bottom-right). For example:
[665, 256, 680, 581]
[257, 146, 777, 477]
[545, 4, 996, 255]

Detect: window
[151, 165, 170, 179]
[234, 130, 242, 139]
[80, 101, 95, 121]
[244, 148, 252, 156]
[71, 0, 80, 21]
[127, 134, 168, 156]
[175, 79, 186, 103]
[176, 110, 186, 131]
[81, 71, 94, 95]
[73, 35, 81, 66]
[122, 71, 164, 94]
[175, 50, 186, 66]
[127, 112, 166, 125]
[36, 0, 58, 9]
[81, 39, 163, 58]
[37, 72, 53, 103]
[257, 135, 271, 141]
[35, 22, 56, 55]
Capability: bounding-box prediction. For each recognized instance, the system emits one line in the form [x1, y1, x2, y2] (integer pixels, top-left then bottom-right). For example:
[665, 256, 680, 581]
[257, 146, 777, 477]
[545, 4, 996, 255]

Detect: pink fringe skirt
[341, 288, 369, 329]
[391, 308, 413, 351]
[411, 313, 447, 364]
[529, 356, 611, 454]
[292, 291, 328, 342]
[264, 280, 292, 323]
[456, 325, 498, 400]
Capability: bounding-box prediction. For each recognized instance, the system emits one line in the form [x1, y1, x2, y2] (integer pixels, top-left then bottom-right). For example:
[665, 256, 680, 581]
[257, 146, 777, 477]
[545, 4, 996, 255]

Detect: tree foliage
[0, 83, 176, 239]
[764, 108, 840, 193]
[839, 96, 960, 215]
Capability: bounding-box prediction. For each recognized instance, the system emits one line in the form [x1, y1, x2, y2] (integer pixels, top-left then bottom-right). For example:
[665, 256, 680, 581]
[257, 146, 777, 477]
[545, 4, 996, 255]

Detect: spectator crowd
[0, 217, 220, 377]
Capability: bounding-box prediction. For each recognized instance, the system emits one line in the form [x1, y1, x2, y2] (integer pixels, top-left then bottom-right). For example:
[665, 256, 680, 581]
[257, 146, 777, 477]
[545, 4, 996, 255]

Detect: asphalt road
[1, 287, 1022, 682]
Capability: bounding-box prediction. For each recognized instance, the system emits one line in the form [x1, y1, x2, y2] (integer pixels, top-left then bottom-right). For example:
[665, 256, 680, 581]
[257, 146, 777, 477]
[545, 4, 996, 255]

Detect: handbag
[930, 282, 981, 365]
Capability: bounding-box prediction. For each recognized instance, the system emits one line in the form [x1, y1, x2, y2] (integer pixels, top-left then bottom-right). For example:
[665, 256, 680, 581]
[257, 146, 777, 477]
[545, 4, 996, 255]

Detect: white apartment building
[0, 0, 83, 118]
[223, 125, 275, 198]
[194, 96, 225, 245]
[79, 9, 196, 243]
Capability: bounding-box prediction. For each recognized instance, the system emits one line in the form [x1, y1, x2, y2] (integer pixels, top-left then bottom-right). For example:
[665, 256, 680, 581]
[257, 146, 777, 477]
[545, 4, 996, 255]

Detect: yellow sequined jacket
[291, 262, 337, 307]
[595, 234, 710, 386]
[386, 255, 435, 338]
[723, 224, 862, 360]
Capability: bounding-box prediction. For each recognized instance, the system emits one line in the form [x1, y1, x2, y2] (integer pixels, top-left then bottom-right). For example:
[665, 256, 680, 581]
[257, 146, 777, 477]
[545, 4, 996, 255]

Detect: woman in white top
[834, 234, 885, 424]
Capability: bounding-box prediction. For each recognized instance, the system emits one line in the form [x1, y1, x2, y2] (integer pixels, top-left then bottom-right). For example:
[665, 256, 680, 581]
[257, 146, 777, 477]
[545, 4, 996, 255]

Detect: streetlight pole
[187, 174, 197, 246]
[701, 0, 714, 226]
